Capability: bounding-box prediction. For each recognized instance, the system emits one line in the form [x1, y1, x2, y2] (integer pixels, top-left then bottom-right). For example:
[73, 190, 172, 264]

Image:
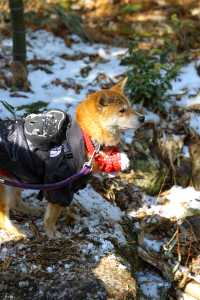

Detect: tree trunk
[9, 0, 29, 91]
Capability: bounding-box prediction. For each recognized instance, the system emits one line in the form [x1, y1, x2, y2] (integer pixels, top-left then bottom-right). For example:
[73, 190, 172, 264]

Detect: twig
[163, 228, 177, 252]
[176, 222, 181, 264]
[157, 169, 169, 200]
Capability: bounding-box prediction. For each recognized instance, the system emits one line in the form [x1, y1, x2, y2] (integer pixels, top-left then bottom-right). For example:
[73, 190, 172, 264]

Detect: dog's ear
[111, 77, 128, 94]
[97, 93, 109, 110]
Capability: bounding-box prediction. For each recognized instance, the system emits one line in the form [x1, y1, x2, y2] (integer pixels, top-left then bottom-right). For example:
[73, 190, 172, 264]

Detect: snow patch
[128, 186, 200, 220]
[189, 112, 200, 135]
[75, 185, 123, 222]
[136, 270, 170, 299]
[143, 237, 163, 253]
[182, 145, 190, 158]
[170, 62, 200, 106]
[0, 30, 127, 118]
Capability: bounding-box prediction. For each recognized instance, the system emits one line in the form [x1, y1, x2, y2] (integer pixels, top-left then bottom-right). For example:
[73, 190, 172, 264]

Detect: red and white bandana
[82, 131, 129, 173]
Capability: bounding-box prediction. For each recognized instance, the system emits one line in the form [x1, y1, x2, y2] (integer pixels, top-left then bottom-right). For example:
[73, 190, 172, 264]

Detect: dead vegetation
[1, 0, 200, 49]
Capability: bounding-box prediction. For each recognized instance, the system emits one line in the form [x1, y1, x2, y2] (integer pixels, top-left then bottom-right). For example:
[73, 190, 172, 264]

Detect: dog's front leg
[0, 185, 25, 239]
[44, 203, 63, 239]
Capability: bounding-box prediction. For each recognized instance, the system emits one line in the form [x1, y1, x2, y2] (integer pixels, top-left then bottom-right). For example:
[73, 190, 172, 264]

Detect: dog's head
[96, 78, 144, 134]
[76, 78, 144, 145]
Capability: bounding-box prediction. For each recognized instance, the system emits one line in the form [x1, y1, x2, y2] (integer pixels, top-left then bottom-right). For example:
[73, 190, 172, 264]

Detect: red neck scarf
[82, 131, 122, 173]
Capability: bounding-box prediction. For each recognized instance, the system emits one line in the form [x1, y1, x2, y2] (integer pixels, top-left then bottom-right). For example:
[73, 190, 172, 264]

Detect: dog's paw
[120, 152, 130, 171]
[1, 222, 26, 241]
[45, 227, 63, 239]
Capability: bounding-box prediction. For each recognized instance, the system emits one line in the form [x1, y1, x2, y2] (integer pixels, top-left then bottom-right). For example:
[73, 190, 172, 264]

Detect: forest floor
[0, 1, 200, 299]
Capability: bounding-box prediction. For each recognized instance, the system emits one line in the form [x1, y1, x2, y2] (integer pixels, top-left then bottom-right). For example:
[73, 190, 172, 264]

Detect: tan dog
[0, 79, 144, 239]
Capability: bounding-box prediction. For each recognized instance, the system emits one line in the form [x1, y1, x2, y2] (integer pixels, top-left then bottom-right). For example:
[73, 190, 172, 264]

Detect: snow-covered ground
[129, 186, 200, 220]
[170, 62, 200, 107]
[0, 30, 126, 117]
[169, 60, 200, 135]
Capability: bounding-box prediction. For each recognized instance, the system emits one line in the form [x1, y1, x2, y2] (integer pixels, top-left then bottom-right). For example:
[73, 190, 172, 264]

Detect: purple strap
[0, 165, 91, 191]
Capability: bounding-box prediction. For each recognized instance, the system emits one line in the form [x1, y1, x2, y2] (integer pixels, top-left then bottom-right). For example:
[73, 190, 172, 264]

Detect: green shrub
[121, 41, 183, 112]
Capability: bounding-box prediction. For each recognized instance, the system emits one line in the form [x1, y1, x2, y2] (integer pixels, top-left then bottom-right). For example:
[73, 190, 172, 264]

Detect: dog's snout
[139, 115, 145, 122]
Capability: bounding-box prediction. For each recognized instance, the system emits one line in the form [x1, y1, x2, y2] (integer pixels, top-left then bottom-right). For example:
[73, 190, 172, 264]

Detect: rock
[132, 151, 167, 195]
[93, 254, 137, 300]
[131, 126, 168, 195]
[131, 125, 191, 195]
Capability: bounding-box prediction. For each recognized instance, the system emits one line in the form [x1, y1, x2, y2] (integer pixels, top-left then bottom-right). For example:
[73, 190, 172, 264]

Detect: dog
[0, 79, 144, 239]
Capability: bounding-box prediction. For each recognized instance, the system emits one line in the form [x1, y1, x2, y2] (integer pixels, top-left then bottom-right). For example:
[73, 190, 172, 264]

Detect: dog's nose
[139, 115, 145, 122]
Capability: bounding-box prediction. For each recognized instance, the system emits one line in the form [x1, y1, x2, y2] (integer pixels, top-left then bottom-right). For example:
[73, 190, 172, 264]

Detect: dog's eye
[119, 108, 126, 113]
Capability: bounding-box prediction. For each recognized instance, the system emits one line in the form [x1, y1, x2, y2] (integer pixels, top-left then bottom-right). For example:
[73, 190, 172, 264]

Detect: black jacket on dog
[0, 110, 88, 206]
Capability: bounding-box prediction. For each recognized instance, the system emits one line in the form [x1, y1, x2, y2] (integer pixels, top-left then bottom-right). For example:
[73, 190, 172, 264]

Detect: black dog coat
[0, 110, 88, 207]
